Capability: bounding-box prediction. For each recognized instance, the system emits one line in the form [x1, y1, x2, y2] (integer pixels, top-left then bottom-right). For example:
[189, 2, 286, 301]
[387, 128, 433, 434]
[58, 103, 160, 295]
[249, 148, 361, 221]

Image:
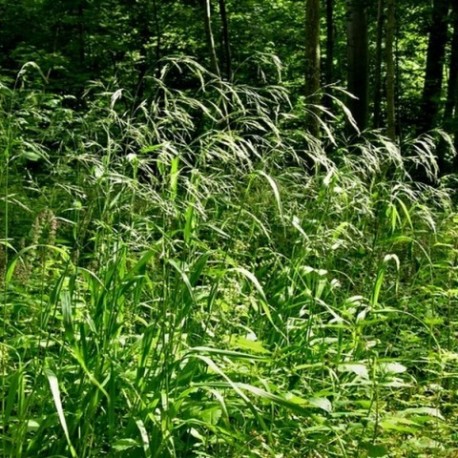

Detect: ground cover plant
[1, 59, 458, 457]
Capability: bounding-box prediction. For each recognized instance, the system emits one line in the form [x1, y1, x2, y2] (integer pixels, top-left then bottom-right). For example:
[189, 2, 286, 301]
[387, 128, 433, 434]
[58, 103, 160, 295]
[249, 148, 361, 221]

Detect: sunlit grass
[1, 58, 457, 457]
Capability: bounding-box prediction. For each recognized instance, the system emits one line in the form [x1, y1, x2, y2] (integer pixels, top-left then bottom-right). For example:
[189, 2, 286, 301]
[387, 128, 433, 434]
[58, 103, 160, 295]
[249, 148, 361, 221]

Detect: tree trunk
[203, 0, 221, 77]
[325, 0, 334, 86]
[445, 3, 458, 123]
[385, 0, 396, 140]
[218, 0, 232, 81]
[347, 0, 369, 132]
[373, 0, 384, 129]
[447, 3, 458, 169]
[152, 0, 162, 77]
[324, 0, 334, 110]
[419, 0, 450, 133]
[305, 0, 321, 137]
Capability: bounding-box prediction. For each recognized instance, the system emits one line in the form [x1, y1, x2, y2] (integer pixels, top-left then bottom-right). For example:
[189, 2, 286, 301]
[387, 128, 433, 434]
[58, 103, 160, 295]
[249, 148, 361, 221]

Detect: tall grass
[1, 58, 457, 457]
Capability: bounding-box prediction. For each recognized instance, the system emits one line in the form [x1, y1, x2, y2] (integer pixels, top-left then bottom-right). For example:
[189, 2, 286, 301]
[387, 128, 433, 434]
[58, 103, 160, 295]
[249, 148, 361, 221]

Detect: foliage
[1, 59, 457, 457]
[0, 0, 455, 144]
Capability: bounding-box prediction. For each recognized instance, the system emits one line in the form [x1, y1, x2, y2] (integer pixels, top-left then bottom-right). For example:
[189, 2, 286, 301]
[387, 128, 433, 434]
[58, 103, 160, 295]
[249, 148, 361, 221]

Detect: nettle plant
[1, 58, 457, 457]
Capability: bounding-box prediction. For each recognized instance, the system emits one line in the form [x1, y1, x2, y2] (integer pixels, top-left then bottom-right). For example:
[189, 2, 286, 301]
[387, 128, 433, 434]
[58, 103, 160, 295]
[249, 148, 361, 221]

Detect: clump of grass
[1, 58, 457, 457]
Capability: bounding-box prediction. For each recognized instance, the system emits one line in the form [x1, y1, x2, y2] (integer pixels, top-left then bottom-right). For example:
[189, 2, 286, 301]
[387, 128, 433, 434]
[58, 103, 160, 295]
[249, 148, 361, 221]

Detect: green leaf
[401, 407, 444, 420]
[255, 170, 283, 219]
[379, 362, 407, 374]
[232, 267, 281, 333]
[140, 144, 163, 154]
[189, 253, 210, 287]
[128, 250, 156, 278]
[21, 151, 41, 161]
[380, 416, 420, 433]
[339, 363, 369, 379]
[136, 419, 150, 455]
[308, 397, 333, 413]
[26, 420, 40, 432]
[228, 335, 270, 354]
[45, 369, 77, 458]
[169, 156, 180, 202]
[61, 291, 74, 342]
[200, 407, 222, 425]
[112, 438, 140, 451]
[187, 346, 267, 360]
[362, 443, 389, 457]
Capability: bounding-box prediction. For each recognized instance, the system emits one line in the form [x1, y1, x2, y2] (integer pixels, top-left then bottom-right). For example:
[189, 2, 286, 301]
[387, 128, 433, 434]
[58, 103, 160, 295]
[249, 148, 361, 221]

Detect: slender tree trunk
[395, 17, 402, 140]
[447, 3, 458, 169]
[324, 0, 334, 110]
[373, 0, 384, 129]
[152, 0, 162, 77]
[218, 0, 232, 81]
[386, 0, 396, 140]
[203, 0, 221, 77]
[419, 0, 450, 133]
[325, 0, 334, 85]
[347, 0, 369, 131]
[305, 0, 321, 137]
[445, 3, 458, 122]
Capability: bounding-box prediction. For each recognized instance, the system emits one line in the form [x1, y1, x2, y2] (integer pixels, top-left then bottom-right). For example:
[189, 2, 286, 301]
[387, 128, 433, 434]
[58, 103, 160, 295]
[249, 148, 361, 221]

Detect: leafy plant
[1, 58, 457, 457]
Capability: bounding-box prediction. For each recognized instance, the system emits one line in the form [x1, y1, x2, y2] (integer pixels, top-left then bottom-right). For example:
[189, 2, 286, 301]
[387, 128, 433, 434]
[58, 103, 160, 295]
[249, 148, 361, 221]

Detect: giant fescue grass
[1, 58, 458, 457]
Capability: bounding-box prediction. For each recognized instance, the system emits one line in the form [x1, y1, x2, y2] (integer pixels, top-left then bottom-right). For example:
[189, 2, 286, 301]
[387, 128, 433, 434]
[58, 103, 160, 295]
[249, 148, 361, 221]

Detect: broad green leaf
[308, 397, 333, 413]
[228, 335, 270, 354]
[200, 407, 222, 425]
[113, 438, 140, 451]
[361, 443, 389, 457]
[339, 363, 369, 379]
[380, 416, 420, 433]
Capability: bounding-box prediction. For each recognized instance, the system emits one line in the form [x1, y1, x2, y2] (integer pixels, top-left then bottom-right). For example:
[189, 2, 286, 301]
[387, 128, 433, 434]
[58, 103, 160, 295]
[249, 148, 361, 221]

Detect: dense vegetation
[1, 1, 458, 457]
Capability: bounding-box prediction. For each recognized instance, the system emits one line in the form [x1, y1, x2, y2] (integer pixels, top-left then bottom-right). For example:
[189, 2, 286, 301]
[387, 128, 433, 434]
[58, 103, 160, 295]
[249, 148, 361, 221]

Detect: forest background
[1, 0, 458, 457]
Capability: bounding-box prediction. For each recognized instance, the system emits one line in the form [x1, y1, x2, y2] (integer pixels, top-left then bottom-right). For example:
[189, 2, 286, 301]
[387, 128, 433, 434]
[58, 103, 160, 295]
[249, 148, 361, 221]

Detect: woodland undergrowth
[1, 59, 458, 457]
